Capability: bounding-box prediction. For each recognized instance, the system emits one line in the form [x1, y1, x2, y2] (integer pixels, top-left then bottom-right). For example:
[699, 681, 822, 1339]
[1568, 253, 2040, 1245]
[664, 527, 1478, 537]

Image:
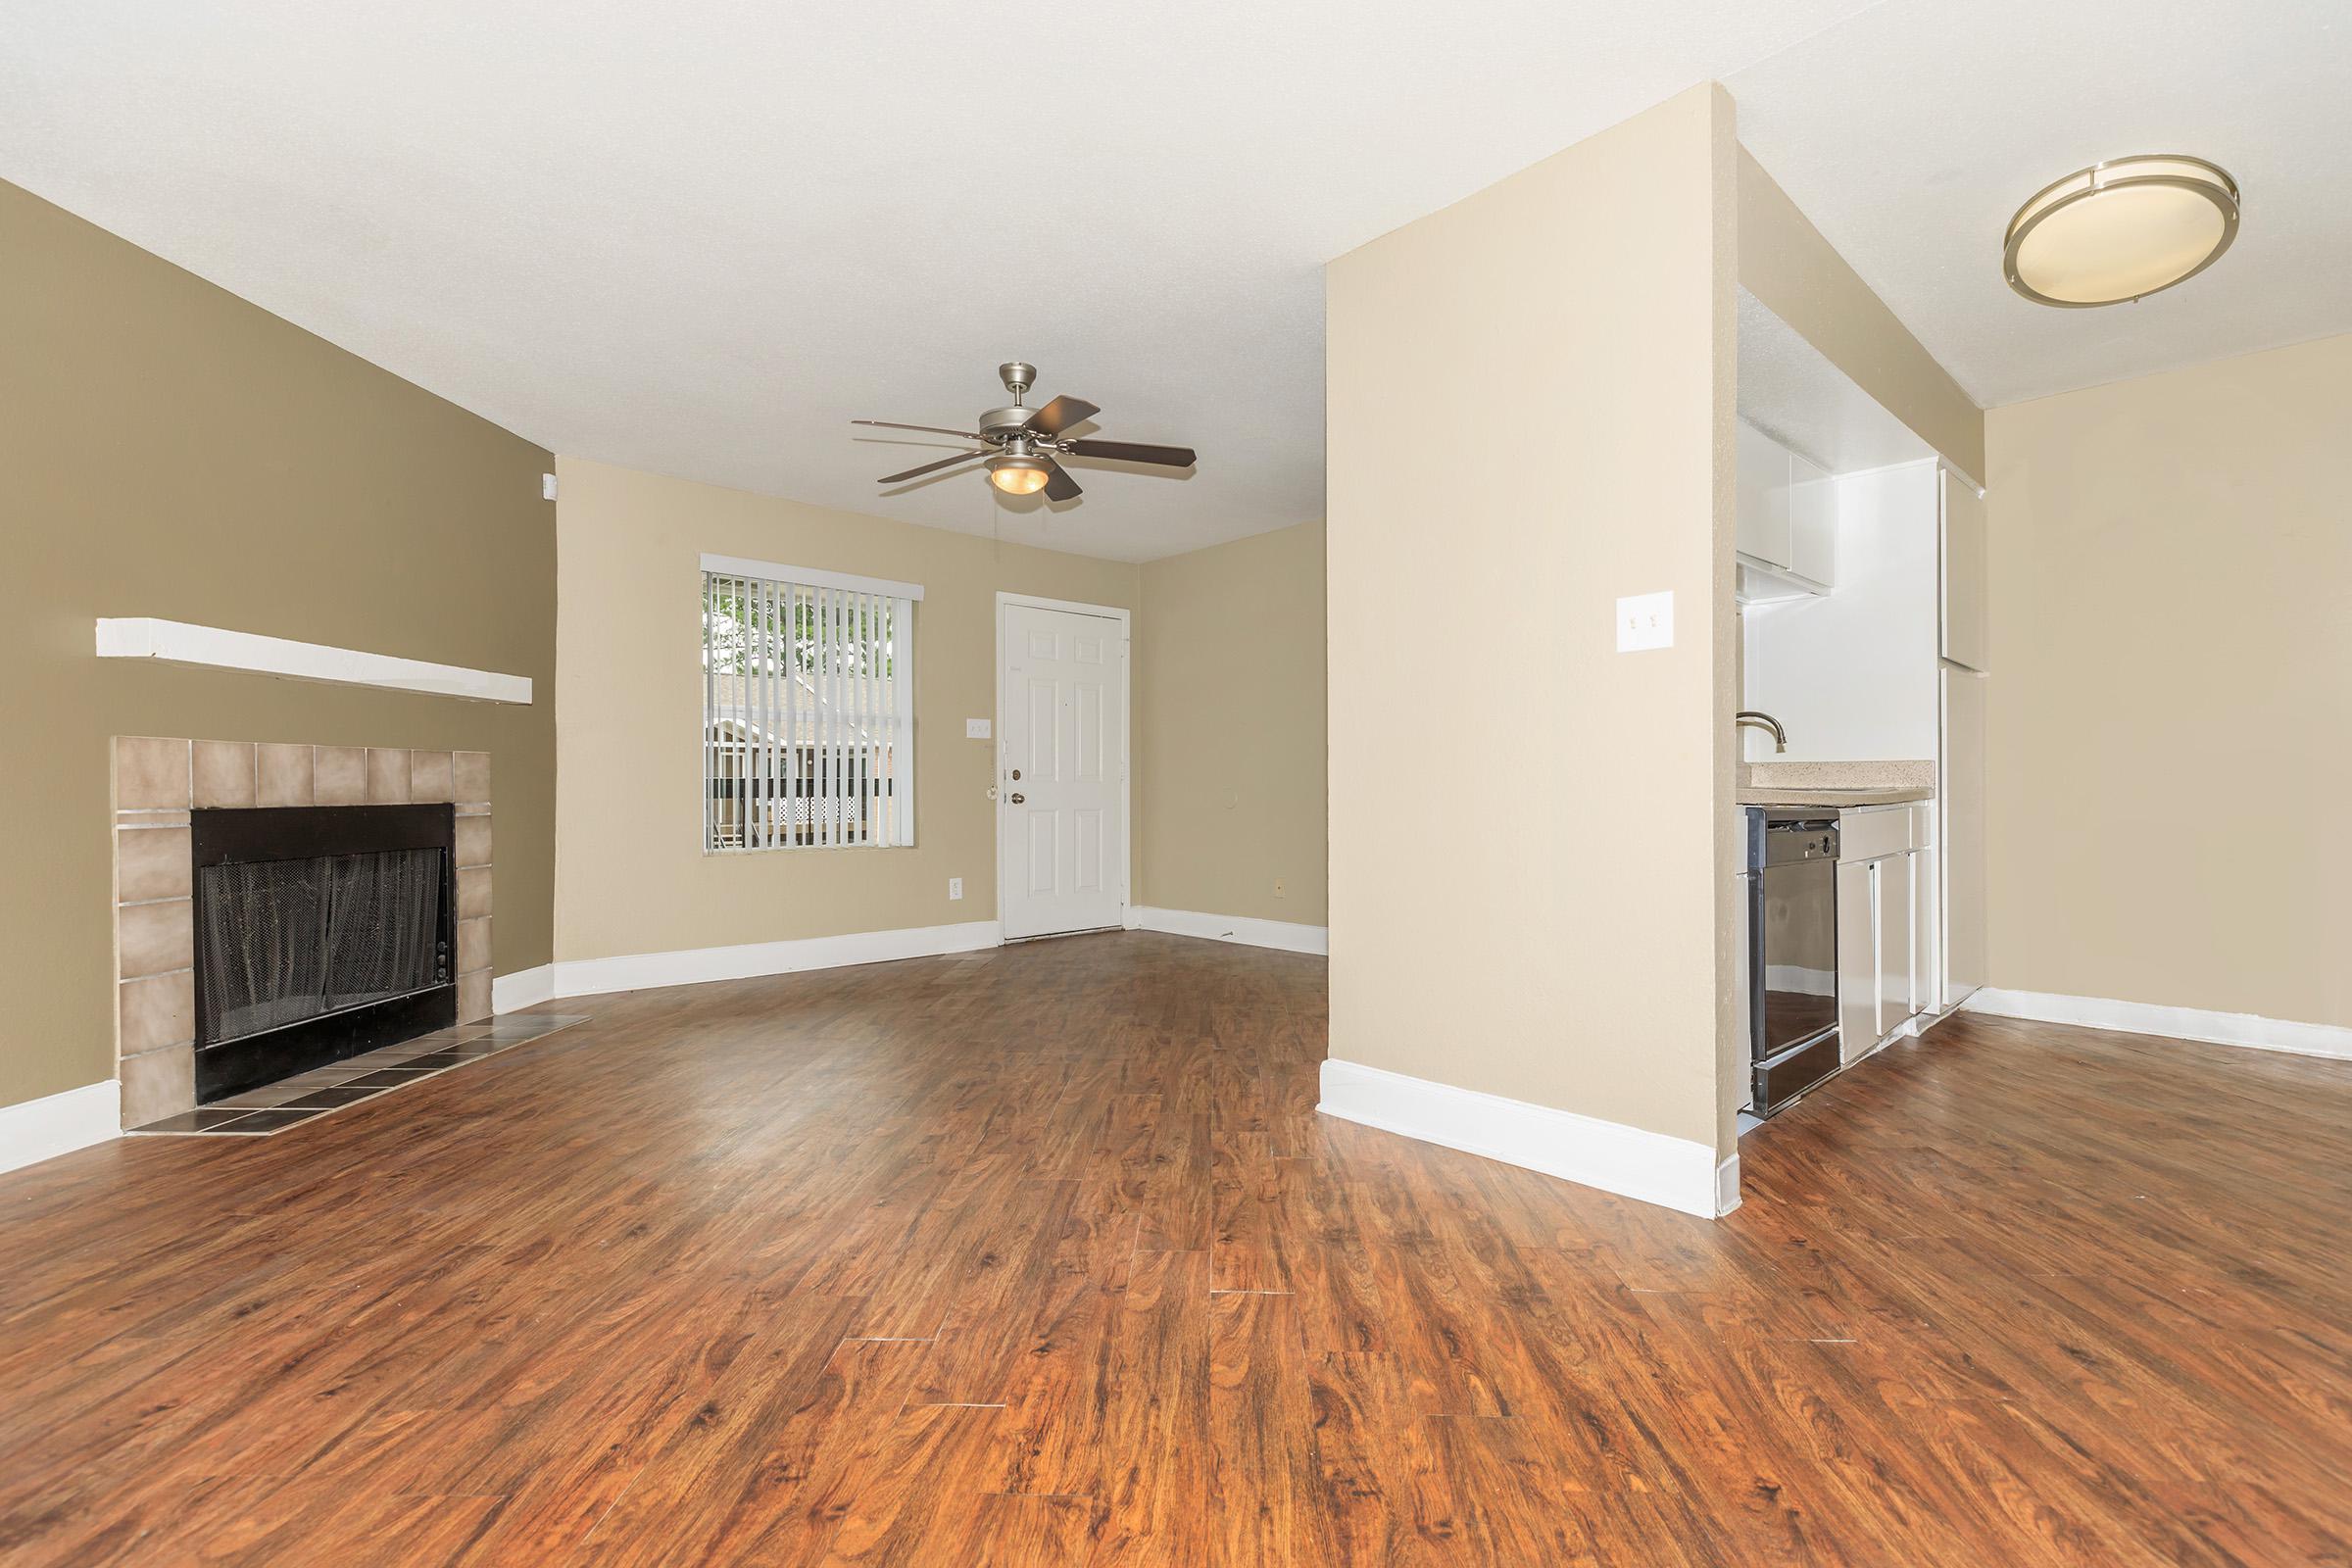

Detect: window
[700, 554, 919, 852]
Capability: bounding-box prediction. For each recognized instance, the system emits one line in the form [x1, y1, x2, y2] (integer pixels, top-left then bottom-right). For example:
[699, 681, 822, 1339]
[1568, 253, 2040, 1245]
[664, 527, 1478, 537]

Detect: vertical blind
[700, 559, 918, 853]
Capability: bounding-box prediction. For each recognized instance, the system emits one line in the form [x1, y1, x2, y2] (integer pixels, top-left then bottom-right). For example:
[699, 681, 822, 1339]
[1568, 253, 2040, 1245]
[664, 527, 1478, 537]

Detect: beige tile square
[367, 749, 411, 805]
[121, 1045, 196, 1127]
[119, 899, 193, 980]
[257, 744, 315, 808]
[117, 825, 192, 903]
[455, 814, 493, 869]
[456, 968, 492, 1024]
[114, 737, 190, 810]
[191, 740, 257, 808]
[119, 970, 196, 1054]
[458, 865, 493, 922]
[409, 751, 454, 803]
[315, 746, 368, 806]
[457, 915, 492, 976]
[453, 751, 491, 805]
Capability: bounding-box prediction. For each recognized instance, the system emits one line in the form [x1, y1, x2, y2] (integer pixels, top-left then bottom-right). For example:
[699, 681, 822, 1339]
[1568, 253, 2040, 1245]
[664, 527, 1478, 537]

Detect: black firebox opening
[190, 804, 457, 1102]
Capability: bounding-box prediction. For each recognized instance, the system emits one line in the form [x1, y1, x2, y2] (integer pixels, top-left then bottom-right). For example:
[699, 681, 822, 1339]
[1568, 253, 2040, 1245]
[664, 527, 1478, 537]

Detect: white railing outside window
[699, 554, 920, 853]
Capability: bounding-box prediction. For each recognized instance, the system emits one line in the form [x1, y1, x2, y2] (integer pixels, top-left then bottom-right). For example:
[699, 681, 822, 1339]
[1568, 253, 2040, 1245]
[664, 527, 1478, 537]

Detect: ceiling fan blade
[1042, 457, 1083, 503]
[878, 451, 986, 484]
[1064, 438, 1197, 467]
[1023, 395, 1101, 438]
[853, 418, 990, 440]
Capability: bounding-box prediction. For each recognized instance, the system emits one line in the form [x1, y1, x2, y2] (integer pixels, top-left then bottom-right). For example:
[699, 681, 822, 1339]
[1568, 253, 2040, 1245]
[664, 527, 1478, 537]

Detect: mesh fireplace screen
[196, 848, 448, 1045]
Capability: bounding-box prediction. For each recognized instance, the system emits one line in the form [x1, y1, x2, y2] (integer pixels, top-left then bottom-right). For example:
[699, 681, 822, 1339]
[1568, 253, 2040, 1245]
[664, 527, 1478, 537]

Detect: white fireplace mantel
[94, 618, 532, 705]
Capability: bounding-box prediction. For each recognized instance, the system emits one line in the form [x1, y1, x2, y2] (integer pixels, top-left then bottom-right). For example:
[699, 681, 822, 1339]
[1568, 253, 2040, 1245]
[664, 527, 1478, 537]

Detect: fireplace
[190, 805, 459, 1101]
[114, 738, 500, 1128]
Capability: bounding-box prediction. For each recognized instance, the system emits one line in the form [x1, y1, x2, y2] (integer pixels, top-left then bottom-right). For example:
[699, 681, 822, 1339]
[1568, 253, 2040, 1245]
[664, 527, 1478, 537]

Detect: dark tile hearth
[278, 1085, 389, 1109]
[129, 1107, 265, 1134]
[219, 1107, 327, 1134]
[125, 1013, 591, 1137]
[393, 1051, 475, 1071]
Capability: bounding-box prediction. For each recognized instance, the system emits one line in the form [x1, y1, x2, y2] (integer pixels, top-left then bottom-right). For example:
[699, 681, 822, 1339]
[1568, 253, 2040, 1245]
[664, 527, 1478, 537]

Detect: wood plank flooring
[2, 931, 2348, 1565]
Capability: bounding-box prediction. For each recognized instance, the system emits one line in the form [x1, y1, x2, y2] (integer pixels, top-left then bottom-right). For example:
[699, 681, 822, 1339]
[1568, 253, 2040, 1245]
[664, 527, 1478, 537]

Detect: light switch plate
[948, 877, 963, 901]
[965, 718, 992, 739]
[1616, 590, 1674, 652]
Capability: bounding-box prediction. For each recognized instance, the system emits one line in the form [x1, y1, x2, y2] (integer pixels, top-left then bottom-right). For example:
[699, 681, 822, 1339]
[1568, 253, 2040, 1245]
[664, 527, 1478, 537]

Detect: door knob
[1009, 793, 1025, 804]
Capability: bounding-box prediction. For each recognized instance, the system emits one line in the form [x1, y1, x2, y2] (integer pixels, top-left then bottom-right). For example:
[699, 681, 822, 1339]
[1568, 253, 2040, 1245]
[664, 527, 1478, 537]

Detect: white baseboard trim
[0, 1080, 121, 1177]
[492, 964, 557, 1014]
[1964, 987, 2352, 1061]
[1128, 906, 1329, 956]
[1317, 1058, 1732, 1218]
[550, 920, 1003, 1001]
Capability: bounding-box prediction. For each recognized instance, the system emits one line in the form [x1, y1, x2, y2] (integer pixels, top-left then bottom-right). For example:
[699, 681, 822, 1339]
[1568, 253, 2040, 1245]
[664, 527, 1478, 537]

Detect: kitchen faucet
[1737, 710, 1788, 753]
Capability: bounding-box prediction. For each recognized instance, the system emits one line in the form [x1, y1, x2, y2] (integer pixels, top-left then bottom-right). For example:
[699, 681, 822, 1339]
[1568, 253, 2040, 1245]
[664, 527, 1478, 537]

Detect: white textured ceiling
[0, 0, 1871, 563]
[1730, 0, 2352, 409]
[10, 4, 2341, 559]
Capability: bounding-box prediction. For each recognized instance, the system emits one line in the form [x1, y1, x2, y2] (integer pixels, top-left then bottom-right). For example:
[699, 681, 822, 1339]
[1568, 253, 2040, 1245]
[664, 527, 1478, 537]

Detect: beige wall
[1326, 85, 1740, 1154]
[1737, 147, 1985, 484]
[0, 179, 556, 1112]
[1137, 521, 1327, 924]
[553, 457, 1143, 961]
[1984, 332, 2352, 1029]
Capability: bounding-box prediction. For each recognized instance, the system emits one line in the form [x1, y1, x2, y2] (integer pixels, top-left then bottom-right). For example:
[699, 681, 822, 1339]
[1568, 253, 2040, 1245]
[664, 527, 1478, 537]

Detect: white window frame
[700, 553, 922, 854]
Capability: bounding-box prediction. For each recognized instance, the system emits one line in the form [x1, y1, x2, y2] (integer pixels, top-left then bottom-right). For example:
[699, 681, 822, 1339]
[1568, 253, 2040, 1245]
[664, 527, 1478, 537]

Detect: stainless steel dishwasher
[1742, 808, 1842, 1116]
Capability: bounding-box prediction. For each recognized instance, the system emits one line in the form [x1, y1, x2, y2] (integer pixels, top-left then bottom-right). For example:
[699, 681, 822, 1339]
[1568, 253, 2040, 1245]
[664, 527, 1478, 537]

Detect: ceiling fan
[855, 362, 1196, 502]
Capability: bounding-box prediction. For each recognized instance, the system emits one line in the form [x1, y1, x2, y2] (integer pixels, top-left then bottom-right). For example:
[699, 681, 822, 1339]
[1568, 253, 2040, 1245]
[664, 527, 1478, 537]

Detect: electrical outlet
[948, 877, 963, 901]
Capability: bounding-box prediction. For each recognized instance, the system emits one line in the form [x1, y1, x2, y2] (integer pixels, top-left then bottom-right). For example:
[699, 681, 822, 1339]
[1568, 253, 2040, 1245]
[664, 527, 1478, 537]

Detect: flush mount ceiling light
[2004, 155, 2240, 308]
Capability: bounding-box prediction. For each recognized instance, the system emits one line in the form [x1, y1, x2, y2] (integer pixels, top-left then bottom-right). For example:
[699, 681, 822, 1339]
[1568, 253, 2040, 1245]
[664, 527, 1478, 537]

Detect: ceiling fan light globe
[987, 457, 1050, 496]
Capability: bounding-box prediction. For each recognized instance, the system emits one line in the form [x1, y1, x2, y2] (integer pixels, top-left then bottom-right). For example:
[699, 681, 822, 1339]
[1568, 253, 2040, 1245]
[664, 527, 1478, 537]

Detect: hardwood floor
[2, 932, 2348, 1565]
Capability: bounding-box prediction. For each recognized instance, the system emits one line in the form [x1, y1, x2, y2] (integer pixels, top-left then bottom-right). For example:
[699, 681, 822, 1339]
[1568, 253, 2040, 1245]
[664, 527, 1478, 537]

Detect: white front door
[1000, 600, 1127, 940]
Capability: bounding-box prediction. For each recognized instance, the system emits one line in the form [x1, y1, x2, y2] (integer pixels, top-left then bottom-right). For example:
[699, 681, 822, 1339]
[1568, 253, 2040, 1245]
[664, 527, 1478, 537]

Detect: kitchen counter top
[1737, 760, 1935, 809]
[1737, 785, 1934, 808]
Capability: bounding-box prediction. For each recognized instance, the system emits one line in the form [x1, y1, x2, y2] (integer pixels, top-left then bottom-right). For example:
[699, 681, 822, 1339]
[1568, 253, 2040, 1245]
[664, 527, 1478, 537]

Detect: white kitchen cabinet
[1788, 450, 1837, 588]
[1836, 858, 1877, 1062]
[1738, 422, 1834, 600]
[1940, 467, 1988, 670]
[1738, 420, 1793, 570]
[1876, 852, 1916, 1038]
[1837, 805, 1926, 1063]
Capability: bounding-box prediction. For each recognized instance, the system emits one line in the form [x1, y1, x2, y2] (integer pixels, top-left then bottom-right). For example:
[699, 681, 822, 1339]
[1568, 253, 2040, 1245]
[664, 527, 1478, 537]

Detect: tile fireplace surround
[111, 737, 496, 1129]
